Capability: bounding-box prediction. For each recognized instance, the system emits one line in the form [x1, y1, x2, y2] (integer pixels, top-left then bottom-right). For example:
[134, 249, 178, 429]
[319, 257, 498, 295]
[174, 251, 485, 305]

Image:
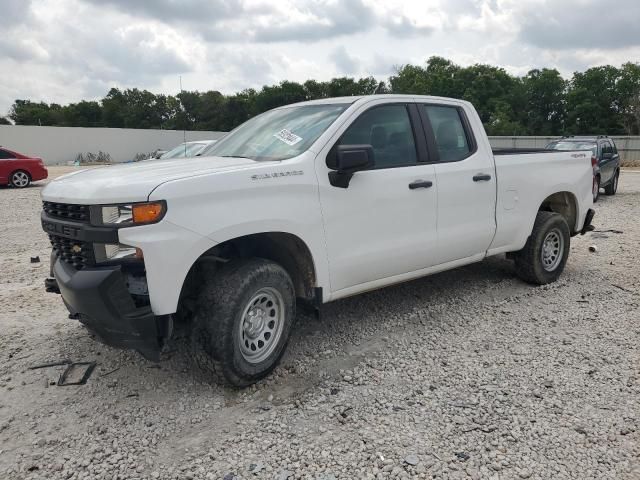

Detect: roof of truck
[280, 94, 469, 108]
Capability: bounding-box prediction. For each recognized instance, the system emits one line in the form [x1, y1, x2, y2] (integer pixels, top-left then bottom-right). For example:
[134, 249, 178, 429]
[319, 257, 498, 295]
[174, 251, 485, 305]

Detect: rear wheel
[10, 170, 31, 188]
[592, 175, 600, 203]
[513, 211, 570, 285]
[190, 258, 295, 387]
[604, 170, 619, 195]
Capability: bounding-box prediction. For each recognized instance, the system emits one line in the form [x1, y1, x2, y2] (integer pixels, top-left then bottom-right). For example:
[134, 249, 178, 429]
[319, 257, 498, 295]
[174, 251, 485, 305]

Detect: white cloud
[0, 0, 637, 115]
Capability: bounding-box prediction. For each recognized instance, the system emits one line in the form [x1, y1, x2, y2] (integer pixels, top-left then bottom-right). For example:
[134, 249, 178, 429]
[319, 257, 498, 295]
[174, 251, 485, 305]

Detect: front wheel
[513, 211, 570, 285]
[604, 170, 619, 195]
[10, 170, 31, 188]
[190, 258, 295, 387]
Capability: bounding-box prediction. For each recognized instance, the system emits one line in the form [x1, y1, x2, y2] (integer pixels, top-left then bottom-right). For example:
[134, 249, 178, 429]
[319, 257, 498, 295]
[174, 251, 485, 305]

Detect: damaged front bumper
[48, 258, 171, 360]
[580, 208, 596, 235]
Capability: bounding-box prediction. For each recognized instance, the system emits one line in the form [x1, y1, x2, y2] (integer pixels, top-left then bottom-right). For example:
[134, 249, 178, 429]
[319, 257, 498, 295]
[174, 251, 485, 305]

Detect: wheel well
[538, 192, 578, 233]
[181, 232, 317, 307]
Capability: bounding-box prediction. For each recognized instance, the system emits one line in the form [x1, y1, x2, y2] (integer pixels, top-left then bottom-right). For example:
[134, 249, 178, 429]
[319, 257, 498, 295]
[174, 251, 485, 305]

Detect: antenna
[180, 76, 187, 157]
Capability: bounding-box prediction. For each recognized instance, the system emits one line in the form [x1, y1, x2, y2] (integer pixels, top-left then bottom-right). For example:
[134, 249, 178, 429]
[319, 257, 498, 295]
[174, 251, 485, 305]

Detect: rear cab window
[421, 105, 475, 162]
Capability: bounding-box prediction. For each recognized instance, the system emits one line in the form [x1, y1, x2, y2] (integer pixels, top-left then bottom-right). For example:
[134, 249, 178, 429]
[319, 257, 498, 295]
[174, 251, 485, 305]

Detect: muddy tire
[513, 211, 570, 285]
[190, 258, 295, 387]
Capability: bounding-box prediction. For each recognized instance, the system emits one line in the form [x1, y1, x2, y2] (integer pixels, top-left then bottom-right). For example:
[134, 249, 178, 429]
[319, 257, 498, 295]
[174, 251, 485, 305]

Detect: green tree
[457, 64, 519, 125]
[6, 59, 638, 135]
[389, 57, 461, 97]
[222, 89, 258, 130]
[101, 88, 127, 128]
[254, 81, 307, 113]
[60, 100, 103, 127]
[9, 100, 63, 125]
[616, 62, 640, 135]
[521, 69, 566, 135]
[566, 66, 622, 134]
[303, 79, 329, 99]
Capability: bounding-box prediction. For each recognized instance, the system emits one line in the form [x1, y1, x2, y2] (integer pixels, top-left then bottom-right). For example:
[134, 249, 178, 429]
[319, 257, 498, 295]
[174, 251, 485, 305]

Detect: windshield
[200, 104, 348, 161]
[161, 142, 208, 159]
[546, 141, 597, 155]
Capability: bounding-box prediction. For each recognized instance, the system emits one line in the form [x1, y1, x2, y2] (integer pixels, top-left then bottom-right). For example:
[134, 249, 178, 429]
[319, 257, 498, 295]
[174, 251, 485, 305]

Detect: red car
[0, 146, 48, 188]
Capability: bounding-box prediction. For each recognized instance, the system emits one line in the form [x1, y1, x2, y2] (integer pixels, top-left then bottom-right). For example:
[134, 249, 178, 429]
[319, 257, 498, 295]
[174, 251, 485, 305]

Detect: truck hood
[41, 156, 259, 204]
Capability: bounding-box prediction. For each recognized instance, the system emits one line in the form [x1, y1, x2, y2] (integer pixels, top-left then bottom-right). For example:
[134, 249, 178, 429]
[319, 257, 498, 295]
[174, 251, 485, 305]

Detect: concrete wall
[488, 136, 640, 164]
[0, 125, 226, 165]
[3, 126, 638, 166]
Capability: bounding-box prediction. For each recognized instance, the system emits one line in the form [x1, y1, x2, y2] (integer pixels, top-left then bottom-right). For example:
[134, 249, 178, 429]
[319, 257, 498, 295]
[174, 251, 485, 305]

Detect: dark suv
[545, 136, 620, 202]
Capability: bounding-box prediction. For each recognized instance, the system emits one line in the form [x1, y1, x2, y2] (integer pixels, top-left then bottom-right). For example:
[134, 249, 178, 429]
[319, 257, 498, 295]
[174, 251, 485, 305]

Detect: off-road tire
[604, 170, 619, 195]
[190, 258, 295, 387]
[514, 211, 570, 285]
[10, 170, 31, 188]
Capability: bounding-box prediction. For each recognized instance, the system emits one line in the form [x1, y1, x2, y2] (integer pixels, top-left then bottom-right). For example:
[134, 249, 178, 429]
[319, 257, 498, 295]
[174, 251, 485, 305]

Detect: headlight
[91, 201, 166, 227]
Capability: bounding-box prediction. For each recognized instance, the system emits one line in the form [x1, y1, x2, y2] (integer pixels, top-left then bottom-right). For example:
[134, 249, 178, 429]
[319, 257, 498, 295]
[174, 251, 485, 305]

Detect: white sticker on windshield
[273, 129, 302, 146]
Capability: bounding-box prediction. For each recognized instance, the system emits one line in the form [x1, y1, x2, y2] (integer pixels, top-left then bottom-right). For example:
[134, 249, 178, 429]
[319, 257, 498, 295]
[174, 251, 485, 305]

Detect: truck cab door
[417, 103, 497, 265]
[315, 102, 438, 294]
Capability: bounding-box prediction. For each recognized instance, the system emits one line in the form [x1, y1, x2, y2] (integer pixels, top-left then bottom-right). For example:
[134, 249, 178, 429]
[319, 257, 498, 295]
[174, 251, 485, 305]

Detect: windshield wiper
[218, 155, 255, 160]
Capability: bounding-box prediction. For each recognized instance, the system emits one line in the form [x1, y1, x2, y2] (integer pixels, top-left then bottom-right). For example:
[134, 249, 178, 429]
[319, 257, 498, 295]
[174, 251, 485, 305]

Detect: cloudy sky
[1, 0, 638, 115]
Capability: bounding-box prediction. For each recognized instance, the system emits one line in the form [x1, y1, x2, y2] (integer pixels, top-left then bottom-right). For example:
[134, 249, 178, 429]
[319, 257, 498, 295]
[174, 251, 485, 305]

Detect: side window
[609, 140, 617, 154]
[422, 105, 472, 162]
[602, 142, 612, 156]
[339, 105, 417, 169]
[0, 149, 13, 159]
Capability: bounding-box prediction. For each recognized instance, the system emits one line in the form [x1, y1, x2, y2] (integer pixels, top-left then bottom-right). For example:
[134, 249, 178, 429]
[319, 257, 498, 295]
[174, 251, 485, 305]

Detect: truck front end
[42, 200, 172, 360]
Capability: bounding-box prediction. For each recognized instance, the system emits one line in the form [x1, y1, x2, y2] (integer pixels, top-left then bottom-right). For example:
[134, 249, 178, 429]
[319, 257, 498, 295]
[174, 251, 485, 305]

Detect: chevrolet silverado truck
[41, 95, 595, 386]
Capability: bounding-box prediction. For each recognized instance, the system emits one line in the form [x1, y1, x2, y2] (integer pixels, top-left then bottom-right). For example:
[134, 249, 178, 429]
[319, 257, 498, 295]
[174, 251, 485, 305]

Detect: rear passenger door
[418, 103, 497, 265]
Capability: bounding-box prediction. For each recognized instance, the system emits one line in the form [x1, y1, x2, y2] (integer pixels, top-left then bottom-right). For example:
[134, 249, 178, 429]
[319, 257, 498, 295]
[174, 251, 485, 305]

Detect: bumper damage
[48, 258, 171, 360]
[580, 208, 596, 235]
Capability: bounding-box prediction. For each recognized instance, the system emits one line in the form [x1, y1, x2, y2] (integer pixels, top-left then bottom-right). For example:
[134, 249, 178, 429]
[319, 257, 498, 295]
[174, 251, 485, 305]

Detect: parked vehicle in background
[150, 149, 167, 160]
[0, 146, 48, 188]
[158, 140, 217, 160]
[545, 136, 620, 202]
[41, 95, 595, 386]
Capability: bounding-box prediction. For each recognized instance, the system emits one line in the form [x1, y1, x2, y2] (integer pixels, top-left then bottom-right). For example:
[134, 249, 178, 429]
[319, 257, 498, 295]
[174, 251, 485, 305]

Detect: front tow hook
[45, 277, 60, 294]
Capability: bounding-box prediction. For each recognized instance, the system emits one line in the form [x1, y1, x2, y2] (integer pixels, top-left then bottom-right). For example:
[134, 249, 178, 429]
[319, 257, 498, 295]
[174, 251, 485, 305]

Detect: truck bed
[489, 148, 594, 254]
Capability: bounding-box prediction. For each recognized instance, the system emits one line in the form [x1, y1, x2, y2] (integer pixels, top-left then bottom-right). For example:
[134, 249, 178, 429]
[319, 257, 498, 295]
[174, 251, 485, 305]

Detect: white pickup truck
[41, 95, 595, 386]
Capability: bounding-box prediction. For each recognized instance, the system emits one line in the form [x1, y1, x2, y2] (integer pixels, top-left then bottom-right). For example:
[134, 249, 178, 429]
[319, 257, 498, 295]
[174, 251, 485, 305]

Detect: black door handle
[473, 174, 492, 182]
[409, 180, 433, 190]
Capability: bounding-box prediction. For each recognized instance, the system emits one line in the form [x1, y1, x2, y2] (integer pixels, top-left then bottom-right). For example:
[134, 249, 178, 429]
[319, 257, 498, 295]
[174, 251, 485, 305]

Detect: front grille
[49, 235, 95, 270]
[43, 202, 90, 223]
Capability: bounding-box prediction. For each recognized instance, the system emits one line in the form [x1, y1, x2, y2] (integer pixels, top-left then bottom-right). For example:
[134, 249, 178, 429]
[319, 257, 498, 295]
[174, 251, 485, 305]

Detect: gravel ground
[1, 166, 639, 480]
